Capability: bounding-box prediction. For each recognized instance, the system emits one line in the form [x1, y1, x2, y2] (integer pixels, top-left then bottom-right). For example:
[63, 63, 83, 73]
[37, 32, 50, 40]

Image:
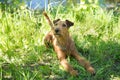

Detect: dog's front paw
[44, 40, 52, 48]
[87, 67, 96, 75]
[70, 70, 78, 76]
[44, 36, 52, 48]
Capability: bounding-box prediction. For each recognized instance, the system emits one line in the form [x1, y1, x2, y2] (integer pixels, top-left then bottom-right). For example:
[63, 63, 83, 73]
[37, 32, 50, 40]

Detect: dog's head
[52, 19, 74, 36]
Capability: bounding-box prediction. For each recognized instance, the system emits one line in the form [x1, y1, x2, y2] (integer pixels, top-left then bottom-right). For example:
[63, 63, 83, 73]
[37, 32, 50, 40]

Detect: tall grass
[0, 4, 120, 80]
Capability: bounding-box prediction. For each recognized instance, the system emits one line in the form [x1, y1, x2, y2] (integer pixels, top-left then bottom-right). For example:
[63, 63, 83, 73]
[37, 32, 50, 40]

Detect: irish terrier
[43, 13, 95, 76]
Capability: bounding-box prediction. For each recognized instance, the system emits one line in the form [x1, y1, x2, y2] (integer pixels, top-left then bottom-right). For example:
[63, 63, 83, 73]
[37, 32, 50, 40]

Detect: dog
[43, 14, 95, 76]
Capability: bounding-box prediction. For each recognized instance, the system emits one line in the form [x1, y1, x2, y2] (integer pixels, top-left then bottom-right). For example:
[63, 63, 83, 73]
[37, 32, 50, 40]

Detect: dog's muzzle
[54, 28, 61, 35]
[55, 28, 60, 33]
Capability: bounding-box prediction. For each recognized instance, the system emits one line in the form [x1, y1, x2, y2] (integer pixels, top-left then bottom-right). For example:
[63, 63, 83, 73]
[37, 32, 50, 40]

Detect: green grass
[0, 4, 120, 80]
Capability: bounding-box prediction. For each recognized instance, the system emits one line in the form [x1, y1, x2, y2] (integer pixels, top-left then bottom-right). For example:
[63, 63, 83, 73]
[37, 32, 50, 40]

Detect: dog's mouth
[54, 33, 61, 36]
[53, 32, 61, 36]
[53, 31, 61, 36]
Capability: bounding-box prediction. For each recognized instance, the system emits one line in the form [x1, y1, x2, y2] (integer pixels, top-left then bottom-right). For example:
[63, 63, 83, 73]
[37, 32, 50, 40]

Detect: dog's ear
[53, 19, 60, 24]
[65, 20, 74, 27]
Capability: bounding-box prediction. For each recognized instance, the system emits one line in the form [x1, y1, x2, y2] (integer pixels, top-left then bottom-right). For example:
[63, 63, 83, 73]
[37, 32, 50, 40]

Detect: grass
[0, 4, 120, 80]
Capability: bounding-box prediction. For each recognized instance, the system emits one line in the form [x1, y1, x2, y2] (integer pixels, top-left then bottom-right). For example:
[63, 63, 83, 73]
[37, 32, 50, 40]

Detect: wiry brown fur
[43, 13, 95, 76]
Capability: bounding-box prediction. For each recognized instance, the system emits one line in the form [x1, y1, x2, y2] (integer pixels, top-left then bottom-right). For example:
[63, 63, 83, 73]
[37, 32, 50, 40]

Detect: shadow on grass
[74, 37, 120, 80]
[94, 40, 120, 80]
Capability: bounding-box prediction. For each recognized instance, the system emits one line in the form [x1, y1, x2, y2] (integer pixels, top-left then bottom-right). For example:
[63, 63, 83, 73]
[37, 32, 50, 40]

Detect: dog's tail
[43, 12, 54, 29]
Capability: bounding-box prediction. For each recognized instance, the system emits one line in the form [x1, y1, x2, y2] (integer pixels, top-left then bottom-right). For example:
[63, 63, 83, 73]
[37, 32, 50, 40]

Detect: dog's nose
[55, 28, 59, 33]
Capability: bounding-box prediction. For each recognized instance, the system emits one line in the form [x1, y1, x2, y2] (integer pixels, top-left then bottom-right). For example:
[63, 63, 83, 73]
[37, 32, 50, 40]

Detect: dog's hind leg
[71, 50, 95, 75]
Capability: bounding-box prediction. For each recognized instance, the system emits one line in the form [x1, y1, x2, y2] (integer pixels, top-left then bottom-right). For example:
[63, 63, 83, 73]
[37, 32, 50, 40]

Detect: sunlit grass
[0, 4, 120, 80]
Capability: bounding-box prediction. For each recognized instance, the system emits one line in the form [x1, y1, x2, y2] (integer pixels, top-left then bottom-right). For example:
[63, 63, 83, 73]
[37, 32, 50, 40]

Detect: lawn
[0, 4, 120, 80]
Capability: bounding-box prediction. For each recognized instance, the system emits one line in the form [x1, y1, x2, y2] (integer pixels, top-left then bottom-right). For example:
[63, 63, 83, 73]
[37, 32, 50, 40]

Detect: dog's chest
[53, 38, 74, 54]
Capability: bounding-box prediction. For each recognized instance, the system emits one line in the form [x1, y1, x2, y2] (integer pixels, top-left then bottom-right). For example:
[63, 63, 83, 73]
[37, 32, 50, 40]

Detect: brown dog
[44, 18, 95, 76]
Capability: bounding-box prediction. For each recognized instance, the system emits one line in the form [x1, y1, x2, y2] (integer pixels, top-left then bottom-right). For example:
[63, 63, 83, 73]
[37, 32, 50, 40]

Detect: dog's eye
[62, 24, 66, 27]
